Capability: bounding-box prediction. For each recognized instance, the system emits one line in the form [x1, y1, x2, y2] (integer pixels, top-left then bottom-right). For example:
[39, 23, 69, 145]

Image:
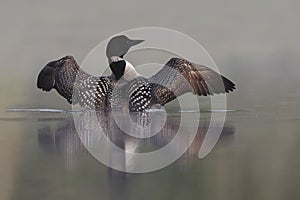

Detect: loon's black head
[106, 35, 144, 60]
[106, 35, 143, 80]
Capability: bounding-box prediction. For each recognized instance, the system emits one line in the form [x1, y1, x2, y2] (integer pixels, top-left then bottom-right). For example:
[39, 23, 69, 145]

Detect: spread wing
[149, 57, 235, 106]
[37, 56, 111, 109]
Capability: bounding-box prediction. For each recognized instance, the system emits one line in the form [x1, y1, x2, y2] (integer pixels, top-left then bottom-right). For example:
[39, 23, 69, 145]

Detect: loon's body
[37, 35, 235, 111]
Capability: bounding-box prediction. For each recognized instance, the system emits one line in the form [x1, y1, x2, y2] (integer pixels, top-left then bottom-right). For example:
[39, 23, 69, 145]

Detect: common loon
[37, 35, 235, 111]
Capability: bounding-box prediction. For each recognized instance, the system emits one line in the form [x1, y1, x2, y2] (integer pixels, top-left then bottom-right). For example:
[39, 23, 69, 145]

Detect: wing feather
[37, 56, 111, 108]
[149, 57, 235, 106]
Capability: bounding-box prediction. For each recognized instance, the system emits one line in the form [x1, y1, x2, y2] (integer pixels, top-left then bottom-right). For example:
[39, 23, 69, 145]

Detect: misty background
[0, 0, 300, 200]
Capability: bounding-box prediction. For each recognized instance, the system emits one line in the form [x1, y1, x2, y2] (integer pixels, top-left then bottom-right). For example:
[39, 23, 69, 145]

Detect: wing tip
[37, 65, 55, 92]
[222, 76, 236, 93]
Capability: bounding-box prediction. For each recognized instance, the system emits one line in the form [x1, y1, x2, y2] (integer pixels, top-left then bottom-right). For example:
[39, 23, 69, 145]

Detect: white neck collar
[110, 56, 123, 63]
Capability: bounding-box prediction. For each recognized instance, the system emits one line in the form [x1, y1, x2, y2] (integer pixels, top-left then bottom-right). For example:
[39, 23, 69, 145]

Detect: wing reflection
[38, 110, 234, 172]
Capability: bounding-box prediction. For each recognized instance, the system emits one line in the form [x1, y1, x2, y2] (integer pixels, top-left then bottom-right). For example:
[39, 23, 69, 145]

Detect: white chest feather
[123, 60, 140, 81]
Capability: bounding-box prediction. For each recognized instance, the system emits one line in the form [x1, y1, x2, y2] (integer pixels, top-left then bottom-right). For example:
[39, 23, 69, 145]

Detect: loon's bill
[37, 35, 235, 111]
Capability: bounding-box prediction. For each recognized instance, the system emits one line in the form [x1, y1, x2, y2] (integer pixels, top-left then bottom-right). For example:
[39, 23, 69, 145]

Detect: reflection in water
[37, 110, 234, 173]
[10, 110, 235, 200]
[38, 120, 85, 169]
